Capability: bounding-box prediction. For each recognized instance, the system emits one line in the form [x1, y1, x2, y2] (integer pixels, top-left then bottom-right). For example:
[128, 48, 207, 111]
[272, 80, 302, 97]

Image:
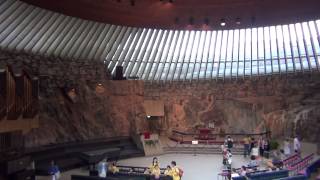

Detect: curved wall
[0, 0, 320, 82]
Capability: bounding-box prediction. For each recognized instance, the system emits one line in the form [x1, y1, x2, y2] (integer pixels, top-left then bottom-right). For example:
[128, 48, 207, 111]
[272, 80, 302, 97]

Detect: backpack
[178, 168, 184, 177]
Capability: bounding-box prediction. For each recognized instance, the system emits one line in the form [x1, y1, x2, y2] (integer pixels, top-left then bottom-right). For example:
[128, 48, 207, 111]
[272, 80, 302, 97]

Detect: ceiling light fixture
[220, 19, 226, 27]
[236, 18, 241, 25]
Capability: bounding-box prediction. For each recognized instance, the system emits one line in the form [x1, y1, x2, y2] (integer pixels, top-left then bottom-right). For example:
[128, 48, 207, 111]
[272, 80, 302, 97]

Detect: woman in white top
[98, 159, 107, 177]
[251, 144, 259, 158]
[283, 138, 291, 156]
[293, 136, 301, 153]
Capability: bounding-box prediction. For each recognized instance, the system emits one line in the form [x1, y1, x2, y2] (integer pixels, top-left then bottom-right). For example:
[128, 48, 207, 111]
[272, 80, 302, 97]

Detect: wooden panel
[6, 66, 16, 120]
[0, 130, 23, 153]
[6, 67, 23, 120]
[22, 71, 38, 118]
[143, 100, 164, 116]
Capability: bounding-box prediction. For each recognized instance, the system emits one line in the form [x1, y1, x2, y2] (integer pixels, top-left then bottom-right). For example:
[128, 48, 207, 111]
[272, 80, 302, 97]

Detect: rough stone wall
[1, 50, 320, 151]
[145, 75, 320, 148]
[0, 50, 148, 147]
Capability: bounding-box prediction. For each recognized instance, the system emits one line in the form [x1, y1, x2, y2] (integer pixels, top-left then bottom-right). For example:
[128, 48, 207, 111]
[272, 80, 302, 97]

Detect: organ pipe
[0, 69, 6, 120]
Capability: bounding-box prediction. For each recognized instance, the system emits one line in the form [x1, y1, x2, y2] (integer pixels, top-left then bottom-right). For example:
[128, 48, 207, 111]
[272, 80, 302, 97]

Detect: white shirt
[293, 138, 300, 151]
[251, 147, 259, 157]
[284, 141, 291, 155]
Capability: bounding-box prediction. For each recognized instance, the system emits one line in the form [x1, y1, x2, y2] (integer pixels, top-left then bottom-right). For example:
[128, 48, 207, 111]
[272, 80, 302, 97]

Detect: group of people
[97, 159, 119, 177]
[242, 135, 270, 158]
[146, 157, 183, 180]
[223, 135, 303, 179]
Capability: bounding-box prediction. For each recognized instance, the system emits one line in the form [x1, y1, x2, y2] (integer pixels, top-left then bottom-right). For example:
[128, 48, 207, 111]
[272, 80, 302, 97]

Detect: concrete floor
[36, 142, 318, 180]
[117, 154, 250, 180]
[35, 154, 254, 180]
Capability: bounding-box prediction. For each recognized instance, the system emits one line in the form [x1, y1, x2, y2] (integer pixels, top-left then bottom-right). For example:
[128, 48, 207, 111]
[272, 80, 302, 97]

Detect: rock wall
[1, 50, 320, 151]
[145, 75, 320, 148]
[0, 50, 148, 147]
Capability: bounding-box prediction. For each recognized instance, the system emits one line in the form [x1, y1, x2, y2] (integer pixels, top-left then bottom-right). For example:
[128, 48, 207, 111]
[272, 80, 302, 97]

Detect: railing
[171, 129, 271, 144]
[117, 165, 167, 174]
[283, 153, 300, 168]
[288, 153, 314, 176]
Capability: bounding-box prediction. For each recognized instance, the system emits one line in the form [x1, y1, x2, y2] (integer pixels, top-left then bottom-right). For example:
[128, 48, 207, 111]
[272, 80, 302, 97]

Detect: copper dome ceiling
[21, 0, 320, 30]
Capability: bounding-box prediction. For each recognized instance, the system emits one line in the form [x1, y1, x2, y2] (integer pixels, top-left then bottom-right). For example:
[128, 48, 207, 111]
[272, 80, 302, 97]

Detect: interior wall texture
[1, 50, 320, 151]
[144, 76, 320, 147]
[0, 50, 148, 148]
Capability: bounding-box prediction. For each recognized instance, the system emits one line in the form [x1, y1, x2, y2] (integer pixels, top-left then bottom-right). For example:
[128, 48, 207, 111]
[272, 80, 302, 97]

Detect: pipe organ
[23, 71, 38, 118]
[0, 69, 5, 120]
[0, 66, 38, 121]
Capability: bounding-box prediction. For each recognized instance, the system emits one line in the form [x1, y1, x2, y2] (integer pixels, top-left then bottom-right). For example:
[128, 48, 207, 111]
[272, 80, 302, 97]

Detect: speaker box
[114, 66, 124, 80]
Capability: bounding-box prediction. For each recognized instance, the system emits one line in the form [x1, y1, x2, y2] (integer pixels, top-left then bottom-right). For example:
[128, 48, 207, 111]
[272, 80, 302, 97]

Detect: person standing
[250, 137, 255, 154]
[151, 164, 161, 180]
[108, 161, 119, 174]
[264, 138, 270, 158]
[258, 136, 265, 157]
[226, 136, 234, 150]
[48, 160, 60, 180]
[284, 138, 291, 157]
[293, 136, 301, 154]
[98, 159, 108, 177]
[251, 144, 259, 158]
[171, 161, 181, 180]
[164, 165, 172, 176]
[243, 135, 250, 158]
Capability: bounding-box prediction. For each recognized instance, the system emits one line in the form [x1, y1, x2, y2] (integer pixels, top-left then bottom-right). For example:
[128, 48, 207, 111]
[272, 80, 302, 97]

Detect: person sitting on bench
[248, 155, 258, 169]
[164, 165, 172, 176]
[266, 150, 285, 169]
[108, 161, 119, 174]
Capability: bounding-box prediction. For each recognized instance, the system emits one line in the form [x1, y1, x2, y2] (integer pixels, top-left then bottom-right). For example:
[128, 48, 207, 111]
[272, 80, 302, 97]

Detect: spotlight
[236, 18, 241, 25]
[147, 115, 151, 119]
[220, 19, 226, 27]
[189, 17, 194, 25]
[204, 17, 209, 26]
[97, 83, 102, 86]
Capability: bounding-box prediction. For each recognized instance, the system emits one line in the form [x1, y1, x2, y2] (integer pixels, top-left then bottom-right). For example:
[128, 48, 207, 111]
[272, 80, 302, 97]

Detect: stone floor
[35, 142, 319, 180]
